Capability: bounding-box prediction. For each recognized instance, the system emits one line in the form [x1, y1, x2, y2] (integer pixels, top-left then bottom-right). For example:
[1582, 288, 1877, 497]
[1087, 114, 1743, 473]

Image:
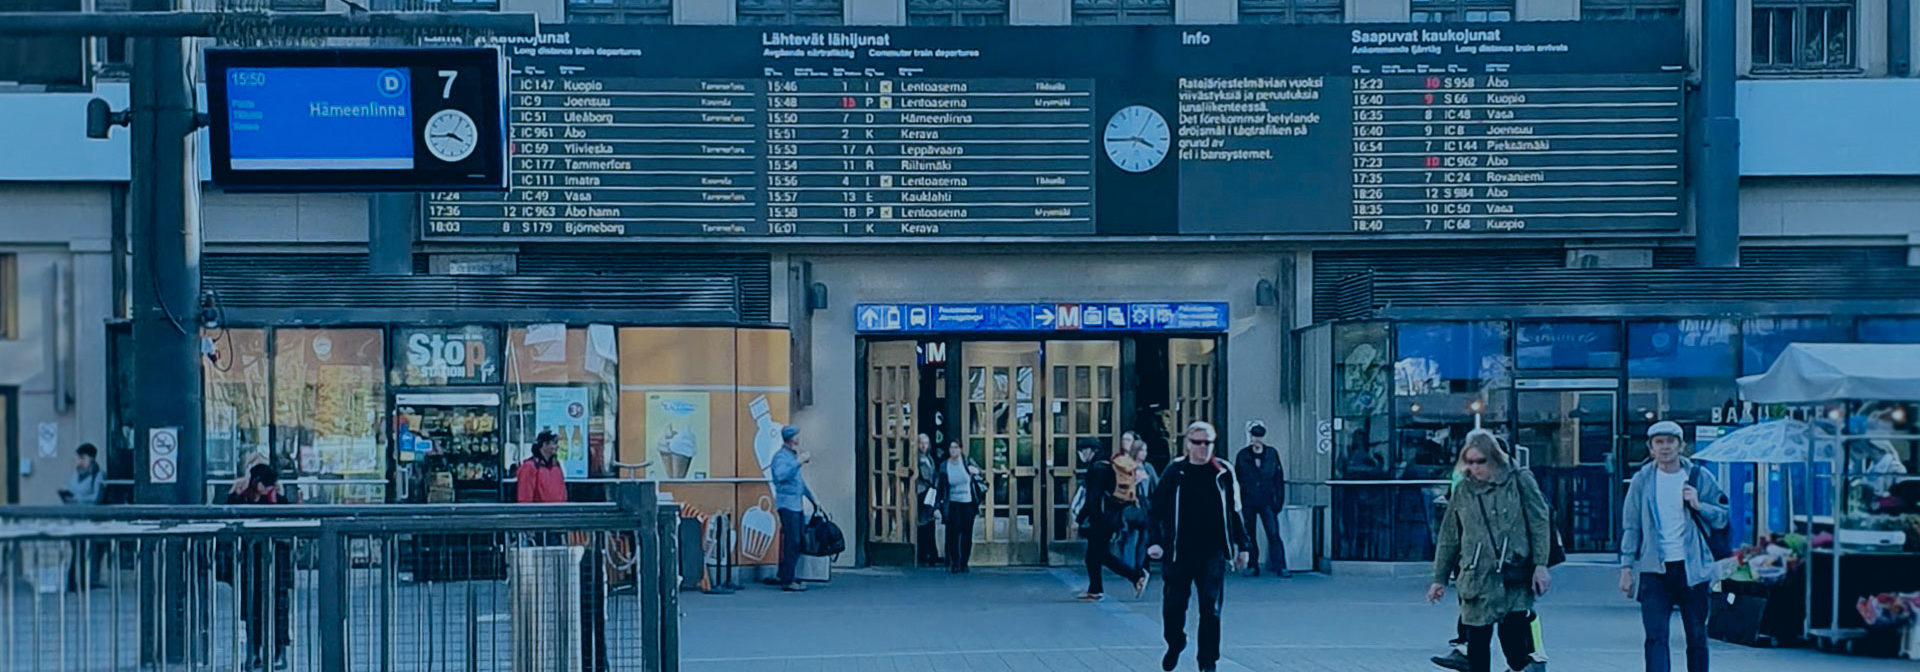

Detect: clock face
[1103, 105, 1170, 173]
[424, 109, 478, 163]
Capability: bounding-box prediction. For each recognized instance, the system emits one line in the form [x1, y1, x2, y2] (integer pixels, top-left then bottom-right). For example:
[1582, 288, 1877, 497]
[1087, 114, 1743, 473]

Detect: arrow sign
[858, 306, 881, 330]
[1035, 306, 1054, 328]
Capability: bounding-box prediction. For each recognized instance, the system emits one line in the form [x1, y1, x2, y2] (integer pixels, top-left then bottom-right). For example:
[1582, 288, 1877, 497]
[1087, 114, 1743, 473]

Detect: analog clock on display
[424, 109, 478, 163]
[1103, 104, 1170, 173]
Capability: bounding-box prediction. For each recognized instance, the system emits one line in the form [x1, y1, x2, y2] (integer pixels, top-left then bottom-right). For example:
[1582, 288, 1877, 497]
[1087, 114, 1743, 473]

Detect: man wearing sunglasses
[1146, 421, 1254, 672]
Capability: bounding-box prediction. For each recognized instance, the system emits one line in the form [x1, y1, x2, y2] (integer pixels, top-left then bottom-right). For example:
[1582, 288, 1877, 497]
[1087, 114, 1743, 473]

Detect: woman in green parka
[1426, 430, 1552, 672]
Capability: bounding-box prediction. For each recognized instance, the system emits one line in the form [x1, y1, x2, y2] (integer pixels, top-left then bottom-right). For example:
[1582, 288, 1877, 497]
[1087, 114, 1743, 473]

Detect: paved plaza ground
[679, 563, 1908, 672]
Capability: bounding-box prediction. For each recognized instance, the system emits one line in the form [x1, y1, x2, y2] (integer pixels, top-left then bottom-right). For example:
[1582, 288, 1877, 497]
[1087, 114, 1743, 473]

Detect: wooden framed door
[865, 341, 918, 560]
[1169, 339, 1218, 456]
[1045, 341, 1120, 560]
[961, 342, 1044, 565]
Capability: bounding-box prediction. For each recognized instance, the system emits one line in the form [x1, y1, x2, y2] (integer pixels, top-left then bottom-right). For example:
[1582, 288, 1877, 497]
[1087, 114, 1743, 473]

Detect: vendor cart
[1737, 343, 1920, 654]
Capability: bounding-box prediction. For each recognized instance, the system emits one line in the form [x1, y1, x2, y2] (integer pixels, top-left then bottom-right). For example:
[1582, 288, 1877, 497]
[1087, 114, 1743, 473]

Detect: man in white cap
[1619, 421, 1729, 672]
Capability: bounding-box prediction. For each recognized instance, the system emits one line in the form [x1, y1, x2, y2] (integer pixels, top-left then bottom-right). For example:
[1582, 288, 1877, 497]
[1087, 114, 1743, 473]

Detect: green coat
[1432, 468, 1552, 627]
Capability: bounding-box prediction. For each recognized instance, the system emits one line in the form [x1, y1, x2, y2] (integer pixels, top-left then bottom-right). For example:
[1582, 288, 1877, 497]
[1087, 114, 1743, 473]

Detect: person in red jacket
[516, 430, 567, 503]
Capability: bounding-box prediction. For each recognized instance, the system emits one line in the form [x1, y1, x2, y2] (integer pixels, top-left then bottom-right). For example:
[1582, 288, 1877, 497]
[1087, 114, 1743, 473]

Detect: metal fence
[0, 483, 679, 672]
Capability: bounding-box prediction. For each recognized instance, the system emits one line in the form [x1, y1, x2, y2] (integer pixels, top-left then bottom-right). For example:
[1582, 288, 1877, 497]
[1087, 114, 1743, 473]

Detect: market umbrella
[1693, 419, 1818, 464]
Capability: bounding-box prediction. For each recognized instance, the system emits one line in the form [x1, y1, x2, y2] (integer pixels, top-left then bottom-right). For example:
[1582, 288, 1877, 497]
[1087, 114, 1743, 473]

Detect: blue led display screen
[224, 67, 416, 171]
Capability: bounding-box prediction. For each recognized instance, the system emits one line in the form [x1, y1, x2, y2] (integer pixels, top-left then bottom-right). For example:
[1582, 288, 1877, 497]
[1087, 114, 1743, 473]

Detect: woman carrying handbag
[1426, 430, 1553, 672]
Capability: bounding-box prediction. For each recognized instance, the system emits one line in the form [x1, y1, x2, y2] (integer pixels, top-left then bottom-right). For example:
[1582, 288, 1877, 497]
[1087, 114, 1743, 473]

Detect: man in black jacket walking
[1147, 421, 1253, 672]
[1233, 423, 1290, 578]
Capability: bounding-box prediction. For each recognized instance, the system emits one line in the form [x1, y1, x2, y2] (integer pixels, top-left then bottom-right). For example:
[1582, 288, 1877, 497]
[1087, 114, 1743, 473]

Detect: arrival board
[422, 22, 1685, 239]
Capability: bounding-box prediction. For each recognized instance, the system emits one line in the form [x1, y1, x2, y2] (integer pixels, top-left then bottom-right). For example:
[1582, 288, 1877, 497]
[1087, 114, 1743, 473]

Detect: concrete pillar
[845, 0, 906, 24]
[1178, 0, 1237, 23]
[1347, 0, 1408, 22]
[1515, 0, 1577, 20]
[675, 0, 736, 24]
[501, 0, 566, 23]
[1010, 0, 1071, 24]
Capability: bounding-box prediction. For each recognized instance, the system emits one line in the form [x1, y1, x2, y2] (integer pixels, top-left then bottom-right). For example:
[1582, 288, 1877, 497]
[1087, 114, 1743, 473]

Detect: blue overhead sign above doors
[854, 302, 1229, 334]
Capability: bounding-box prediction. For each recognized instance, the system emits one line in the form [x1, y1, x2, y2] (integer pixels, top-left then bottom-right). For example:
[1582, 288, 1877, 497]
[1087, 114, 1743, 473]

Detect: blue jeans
[778, 508, 806, 585]
[1639, 561, 1709, 672]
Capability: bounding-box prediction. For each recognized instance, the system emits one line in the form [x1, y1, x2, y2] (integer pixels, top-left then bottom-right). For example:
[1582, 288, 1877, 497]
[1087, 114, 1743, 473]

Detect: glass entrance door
[1044, 341, 1120, 560]
[962, 342, 1045, 565]
[864, 341, 919, 561]
[1516, 386, 1619, 553]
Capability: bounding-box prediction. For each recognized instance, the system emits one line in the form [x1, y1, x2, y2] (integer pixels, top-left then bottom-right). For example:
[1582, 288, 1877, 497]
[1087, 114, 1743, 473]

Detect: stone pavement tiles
[677, 564, 1902, 672]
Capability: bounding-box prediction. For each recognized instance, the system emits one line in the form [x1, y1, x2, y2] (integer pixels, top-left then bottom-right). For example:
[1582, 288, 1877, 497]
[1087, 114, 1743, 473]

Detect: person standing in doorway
[1079, 438, 1151, 601]
[1147, 422, 1253, 672]
[1233, 423, 1289, 578]
[771, 426, 814, 592]
[1620, 421, 1729, 672]
[934, 441, 986, 573]
[915, 434, 944, 567]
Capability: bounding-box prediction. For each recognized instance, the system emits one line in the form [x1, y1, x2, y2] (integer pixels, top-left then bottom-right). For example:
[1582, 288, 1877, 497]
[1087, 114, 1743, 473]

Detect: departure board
[424, 22, 1686, 239]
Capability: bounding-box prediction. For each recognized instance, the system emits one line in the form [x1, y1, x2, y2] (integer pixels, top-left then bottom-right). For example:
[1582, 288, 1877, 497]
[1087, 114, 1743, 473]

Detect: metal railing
[1, 482, 680, 672]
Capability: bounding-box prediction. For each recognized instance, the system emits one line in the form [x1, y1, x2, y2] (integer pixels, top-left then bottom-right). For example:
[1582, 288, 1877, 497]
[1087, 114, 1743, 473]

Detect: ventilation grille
[206, 254, 740, 315]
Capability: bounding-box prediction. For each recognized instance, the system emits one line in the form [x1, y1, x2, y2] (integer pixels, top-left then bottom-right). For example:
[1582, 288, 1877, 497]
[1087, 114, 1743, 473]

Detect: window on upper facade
[0, 0, 85, 91]
[1409, 0, 1513, 22]
[907, 0, 1010, 25]
[1579, 0, 1682, 20]
[738, 0, 845, 24]
[1239, 0, 1343, 23]
[368, 0, 502, 10]
[568, 0, 673, 24]
[1071, 0, 1173, 25]
[1752, 0, 1854, 72]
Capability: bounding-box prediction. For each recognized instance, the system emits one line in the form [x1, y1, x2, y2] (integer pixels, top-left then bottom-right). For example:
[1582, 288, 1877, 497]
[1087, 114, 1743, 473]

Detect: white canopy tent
[1737, 343, 1920, 404]
[1735, 342, 1920, 649]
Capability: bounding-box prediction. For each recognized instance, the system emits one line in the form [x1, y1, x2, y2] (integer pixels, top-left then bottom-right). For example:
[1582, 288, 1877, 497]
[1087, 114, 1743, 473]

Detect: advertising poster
[536, 386, 592, 479]
[647, 392, 710, 480]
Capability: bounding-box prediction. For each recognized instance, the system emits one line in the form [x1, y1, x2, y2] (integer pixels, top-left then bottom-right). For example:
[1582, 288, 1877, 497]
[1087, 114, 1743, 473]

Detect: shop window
[1752, 0, 1854, 72]
[1515, 321, 1622, 370]
[273, 329, 387, 504]
[566, 0, 672, 24]
[1239, 0, 1343, 23]
[506, 325, 619, 480]
[1410, 0, 1513, 22]
[203, 329, 271, 496]
[1333, 322, 1390, 480]
[1858, 316, 1920, 343]
[1625, 319, 1736, 464]
[1741, 316, 1849, 376]
[1393, 321, 1512, 474]
[907, 0, 1009, 25]
[737, 0, 844, 24]
[1071, 0, 1173, 25]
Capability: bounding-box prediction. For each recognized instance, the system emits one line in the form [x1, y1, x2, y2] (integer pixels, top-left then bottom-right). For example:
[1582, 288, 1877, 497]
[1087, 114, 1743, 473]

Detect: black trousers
[945, 502, 978, 571]
[1162, 554, 1228, 667]
[1241, 505, 1286, 572]
[1084, 523, 1144, 594]
[1465, 611, 1536, 672]
[916, 516, 941, 564]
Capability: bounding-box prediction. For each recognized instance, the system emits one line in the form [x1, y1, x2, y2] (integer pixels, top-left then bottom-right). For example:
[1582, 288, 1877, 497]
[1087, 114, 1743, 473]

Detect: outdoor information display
[207, 47, 508, 192]
[423, 22, 1683, 238]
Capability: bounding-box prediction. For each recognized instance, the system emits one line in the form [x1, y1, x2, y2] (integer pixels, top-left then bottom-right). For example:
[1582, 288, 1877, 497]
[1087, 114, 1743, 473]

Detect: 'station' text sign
[425, 22, 1683, 238]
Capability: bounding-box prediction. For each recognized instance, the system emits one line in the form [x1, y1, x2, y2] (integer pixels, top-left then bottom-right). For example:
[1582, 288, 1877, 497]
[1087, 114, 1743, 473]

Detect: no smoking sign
[148, 427, 179, 484]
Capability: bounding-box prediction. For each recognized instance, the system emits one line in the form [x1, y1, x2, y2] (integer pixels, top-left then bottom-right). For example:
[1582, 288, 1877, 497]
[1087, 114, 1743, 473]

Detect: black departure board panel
[424, 22, 1685, 239]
